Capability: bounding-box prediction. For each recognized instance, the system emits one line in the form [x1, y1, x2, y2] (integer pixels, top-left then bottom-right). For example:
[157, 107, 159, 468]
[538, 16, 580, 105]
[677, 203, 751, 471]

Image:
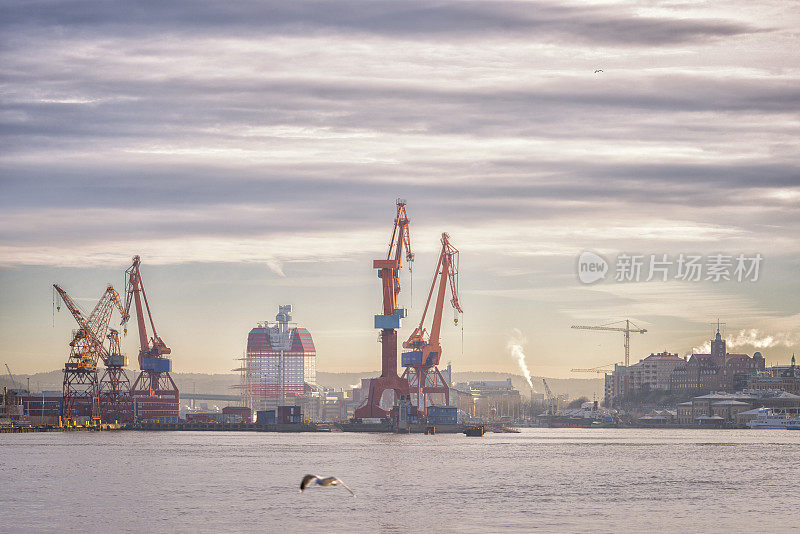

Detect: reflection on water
[1, 429, 798, 533]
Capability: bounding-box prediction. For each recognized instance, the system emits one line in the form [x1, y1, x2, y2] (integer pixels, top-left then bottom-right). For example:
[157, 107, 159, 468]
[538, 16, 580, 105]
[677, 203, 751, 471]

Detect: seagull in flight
[594, 69, 603, 73]
[299, 475, 355, 497]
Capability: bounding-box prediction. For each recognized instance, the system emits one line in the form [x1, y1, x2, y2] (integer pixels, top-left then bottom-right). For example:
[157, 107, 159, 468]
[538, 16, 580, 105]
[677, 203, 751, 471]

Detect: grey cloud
[0, 1, 761, 46]
[0, 0, 797, 263]
[3, 75, 799, 163]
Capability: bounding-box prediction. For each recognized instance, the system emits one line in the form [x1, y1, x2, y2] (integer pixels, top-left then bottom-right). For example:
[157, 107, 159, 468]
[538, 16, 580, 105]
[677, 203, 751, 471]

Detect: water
[2, 429, 798, 533]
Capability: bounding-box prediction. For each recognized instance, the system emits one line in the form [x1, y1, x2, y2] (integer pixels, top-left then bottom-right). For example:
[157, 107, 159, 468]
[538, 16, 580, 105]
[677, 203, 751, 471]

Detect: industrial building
[235, 305, 316, 412]
[452, 378, 523, 420]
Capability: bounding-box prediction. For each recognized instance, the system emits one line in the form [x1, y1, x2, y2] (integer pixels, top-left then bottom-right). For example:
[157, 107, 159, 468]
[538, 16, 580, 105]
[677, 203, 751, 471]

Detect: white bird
[299, 474, 355, 497]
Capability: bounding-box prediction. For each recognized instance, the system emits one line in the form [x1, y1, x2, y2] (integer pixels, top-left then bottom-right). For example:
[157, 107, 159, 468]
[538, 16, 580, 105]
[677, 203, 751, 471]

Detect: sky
[1, 0, 798, 378]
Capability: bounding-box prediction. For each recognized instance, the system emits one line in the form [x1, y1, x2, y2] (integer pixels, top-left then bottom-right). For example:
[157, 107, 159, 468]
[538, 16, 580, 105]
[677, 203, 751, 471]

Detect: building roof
[695, 390, 800, 401]
[637, 351, 684, 363]
[695, 392, 738, 400]
[247, 326, 315, 353]
[712, 400, 750, 406]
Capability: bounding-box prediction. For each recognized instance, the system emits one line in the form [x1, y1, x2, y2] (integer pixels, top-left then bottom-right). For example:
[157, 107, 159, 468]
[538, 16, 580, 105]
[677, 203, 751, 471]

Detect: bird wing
[333, 478, 355, 497]
[300, 474, 319, 492]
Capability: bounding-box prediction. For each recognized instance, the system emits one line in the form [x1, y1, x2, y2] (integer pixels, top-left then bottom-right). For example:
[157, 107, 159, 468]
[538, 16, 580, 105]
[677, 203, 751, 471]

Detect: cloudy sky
[1, 0, 798, 378]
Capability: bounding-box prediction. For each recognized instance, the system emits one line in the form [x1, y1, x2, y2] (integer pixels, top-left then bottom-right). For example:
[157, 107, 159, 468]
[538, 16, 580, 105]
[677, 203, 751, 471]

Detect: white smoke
[690, 329, 798, 355]
[508, 328, 533, 390]
[727, 329, 798, 349]
[265, 258, 286, 277]
[690, 341, 711, 355]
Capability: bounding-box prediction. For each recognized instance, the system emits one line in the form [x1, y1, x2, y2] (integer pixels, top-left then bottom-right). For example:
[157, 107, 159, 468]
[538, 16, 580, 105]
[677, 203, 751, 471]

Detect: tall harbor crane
[354, 200, 414, 419]
[571, 319, 647, 367]
[54, 284, 126, 422]
[401, 232, 462, 414]
[123, 255, 179, 423]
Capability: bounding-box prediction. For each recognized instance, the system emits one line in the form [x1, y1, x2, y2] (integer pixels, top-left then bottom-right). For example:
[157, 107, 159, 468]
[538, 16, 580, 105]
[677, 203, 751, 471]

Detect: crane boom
[5, 363, 20, 389]
[402, 232, 462, 366]
[124, 255, 171, 367]
[542, 378, 556, 415]
[377, 200, 414, 315]
[571, 319, 647, 366]
[54, 284, 125, 368]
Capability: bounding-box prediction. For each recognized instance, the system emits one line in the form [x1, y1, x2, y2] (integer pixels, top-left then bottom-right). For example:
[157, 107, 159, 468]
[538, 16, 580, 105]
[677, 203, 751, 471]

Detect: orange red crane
[401, 232, 462, 414]
[123, 255, 179, 423]
[54, 283, 126, 422]
[354, 199, 414, 419]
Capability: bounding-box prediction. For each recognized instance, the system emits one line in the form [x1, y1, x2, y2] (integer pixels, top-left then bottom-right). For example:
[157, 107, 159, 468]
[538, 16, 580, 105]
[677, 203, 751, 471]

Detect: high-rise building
[235, 305, 316, 411]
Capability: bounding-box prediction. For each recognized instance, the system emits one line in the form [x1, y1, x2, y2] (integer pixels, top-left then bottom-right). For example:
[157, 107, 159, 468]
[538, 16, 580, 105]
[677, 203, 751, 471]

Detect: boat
[463, 424, 484, 437]
[747, 408, 800, 430]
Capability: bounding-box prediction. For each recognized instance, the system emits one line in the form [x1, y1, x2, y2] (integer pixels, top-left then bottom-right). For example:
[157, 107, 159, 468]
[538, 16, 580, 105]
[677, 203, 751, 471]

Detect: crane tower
[99, 328, 133, 423]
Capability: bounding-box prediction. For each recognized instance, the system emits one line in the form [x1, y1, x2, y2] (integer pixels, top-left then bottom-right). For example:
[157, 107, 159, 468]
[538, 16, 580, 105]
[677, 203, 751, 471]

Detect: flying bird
[594, 69, 603, 73]
[299, 474, 355, 497]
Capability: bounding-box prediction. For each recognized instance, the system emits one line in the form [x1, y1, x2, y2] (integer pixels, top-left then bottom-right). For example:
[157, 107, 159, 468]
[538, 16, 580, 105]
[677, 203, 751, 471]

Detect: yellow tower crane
[571, 319, 647, 367]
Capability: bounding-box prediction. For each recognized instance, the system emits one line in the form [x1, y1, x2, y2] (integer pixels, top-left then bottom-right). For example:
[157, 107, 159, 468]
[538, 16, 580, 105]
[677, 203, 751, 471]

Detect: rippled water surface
[2, 429, 799, 533]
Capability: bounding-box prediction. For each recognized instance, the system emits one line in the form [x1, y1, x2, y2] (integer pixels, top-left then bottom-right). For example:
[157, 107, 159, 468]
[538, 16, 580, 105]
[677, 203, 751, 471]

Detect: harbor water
[2, 428, 798, 533]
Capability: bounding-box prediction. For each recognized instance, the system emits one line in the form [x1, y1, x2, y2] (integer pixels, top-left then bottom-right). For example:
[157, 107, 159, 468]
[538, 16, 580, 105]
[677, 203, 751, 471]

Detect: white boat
[747, 408, 800, 430]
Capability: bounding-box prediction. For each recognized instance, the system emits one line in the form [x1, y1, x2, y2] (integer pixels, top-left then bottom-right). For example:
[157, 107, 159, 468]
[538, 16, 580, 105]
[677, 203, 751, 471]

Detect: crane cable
[461, 313, 464, 358]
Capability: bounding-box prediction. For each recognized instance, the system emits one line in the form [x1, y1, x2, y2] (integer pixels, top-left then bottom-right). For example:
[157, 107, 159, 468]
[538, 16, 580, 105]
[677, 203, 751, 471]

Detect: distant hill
[2, 369, 602, 399]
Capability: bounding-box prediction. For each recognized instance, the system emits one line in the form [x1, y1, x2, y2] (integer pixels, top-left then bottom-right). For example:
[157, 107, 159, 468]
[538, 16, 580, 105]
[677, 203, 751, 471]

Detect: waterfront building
[604, 363, 630, 406]
[628, 351, 686, 391]
[748, 355, 800, 395]
[605, 352, 685, 405]
[684, 390, 800, 426]
[676, 401, 693, 425]
[638, 409, 677, 426]
[235, 305, 316, 412]
[668, 330, 765, 393]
